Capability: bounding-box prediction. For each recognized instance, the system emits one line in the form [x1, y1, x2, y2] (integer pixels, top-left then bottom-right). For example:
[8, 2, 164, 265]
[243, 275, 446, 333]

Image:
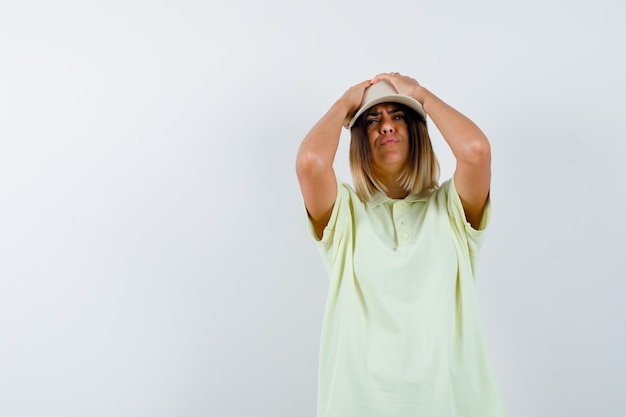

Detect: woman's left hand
[373, 72, 422, 102]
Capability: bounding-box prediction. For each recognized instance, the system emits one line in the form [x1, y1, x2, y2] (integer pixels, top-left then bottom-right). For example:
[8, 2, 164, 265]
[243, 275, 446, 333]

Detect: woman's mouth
[381, 136, 399, 145]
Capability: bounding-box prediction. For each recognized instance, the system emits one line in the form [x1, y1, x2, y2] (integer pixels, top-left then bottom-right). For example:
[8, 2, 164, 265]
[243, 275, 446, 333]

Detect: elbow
[462, 137, 491, 166]
[296, 149, 330, 179]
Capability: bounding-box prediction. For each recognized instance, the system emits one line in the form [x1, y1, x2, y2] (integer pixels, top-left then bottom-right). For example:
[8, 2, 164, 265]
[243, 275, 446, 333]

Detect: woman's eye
[366, 119, 379, 125]
[395, 115, 406, 120]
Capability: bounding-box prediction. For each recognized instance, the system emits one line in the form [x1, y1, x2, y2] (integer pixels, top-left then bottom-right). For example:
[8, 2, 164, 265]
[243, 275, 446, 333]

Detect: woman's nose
[381, 118, 394, 133]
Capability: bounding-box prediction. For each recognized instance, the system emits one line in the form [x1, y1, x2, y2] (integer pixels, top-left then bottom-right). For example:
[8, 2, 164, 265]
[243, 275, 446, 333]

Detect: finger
[374, 72, 400, 81]
[360, 78, 376, 88]
[372, 73, 388, 82]
[346, 79, 374, 95]
[353, 79, 374, 87]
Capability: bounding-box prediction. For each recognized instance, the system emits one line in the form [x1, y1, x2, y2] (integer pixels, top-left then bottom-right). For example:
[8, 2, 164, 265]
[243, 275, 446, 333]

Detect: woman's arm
[375, 73, 491, 229]
[296, 80, 372, 239]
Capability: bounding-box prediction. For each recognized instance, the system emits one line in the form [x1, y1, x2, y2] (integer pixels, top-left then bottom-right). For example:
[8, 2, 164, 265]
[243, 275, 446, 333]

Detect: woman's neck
[376, 173, 409, 199]
[385, 185, 409, 199]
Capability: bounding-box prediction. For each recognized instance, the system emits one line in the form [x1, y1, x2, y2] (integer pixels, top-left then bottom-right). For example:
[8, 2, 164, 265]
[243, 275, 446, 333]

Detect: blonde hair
[349, 103, 440, 201]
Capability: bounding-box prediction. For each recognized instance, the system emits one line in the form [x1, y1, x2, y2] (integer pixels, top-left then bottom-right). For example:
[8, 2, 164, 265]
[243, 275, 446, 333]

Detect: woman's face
[365, 103, 410, 176]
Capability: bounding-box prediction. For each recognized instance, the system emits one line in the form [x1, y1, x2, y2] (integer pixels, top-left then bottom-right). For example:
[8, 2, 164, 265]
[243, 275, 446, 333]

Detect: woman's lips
[380, 136, 399, 145]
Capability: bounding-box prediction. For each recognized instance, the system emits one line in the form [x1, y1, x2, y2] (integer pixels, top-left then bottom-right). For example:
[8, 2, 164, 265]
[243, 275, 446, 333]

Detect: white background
[1, 1, 625, 416]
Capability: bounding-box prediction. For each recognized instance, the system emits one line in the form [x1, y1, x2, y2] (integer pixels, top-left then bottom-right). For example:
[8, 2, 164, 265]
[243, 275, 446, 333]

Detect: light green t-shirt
[307, 178, 507, 417]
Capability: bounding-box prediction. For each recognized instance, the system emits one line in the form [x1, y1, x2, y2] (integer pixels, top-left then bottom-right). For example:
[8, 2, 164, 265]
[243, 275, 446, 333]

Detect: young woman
[296, 72, 507, 417]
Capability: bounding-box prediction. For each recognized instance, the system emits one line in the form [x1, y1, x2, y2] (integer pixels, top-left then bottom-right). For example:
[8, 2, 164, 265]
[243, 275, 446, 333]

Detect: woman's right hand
[340, 79, 375, 128]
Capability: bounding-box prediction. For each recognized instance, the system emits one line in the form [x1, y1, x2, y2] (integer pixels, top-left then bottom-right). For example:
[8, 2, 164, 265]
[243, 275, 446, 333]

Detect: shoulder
[436, 177, 492, 233]
[306, 179, 362, 243]
[426, 178, 460, 206]
[337, 180, 363, 207]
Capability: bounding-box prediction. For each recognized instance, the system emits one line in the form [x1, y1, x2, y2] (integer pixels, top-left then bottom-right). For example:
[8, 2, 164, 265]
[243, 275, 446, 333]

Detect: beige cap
[347, 80, 426, 129]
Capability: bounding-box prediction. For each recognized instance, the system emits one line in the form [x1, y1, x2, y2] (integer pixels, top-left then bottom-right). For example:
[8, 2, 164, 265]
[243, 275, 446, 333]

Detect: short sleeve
[444, 178, 492, 256]
[305, 180, 356, 282]
[306, 178, 350, 249]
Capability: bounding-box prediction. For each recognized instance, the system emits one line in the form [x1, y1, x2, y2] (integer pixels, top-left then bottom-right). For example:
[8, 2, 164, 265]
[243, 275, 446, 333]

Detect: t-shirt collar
[368, 188, 431, 207]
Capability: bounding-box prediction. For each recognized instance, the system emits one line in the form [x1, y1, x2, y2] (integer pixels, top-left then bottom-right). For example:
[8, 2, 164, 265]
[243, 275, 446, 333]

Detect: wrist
[411, 85, 428, 105]
[332, 97, 356, 127]
[335, 95, 354, 113]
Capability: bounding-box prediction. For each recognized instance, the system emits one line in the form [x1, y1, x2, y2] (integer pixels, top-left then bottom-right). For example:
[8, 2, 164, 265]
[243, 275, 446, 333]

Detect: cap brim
[347, 94, 426, 129]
